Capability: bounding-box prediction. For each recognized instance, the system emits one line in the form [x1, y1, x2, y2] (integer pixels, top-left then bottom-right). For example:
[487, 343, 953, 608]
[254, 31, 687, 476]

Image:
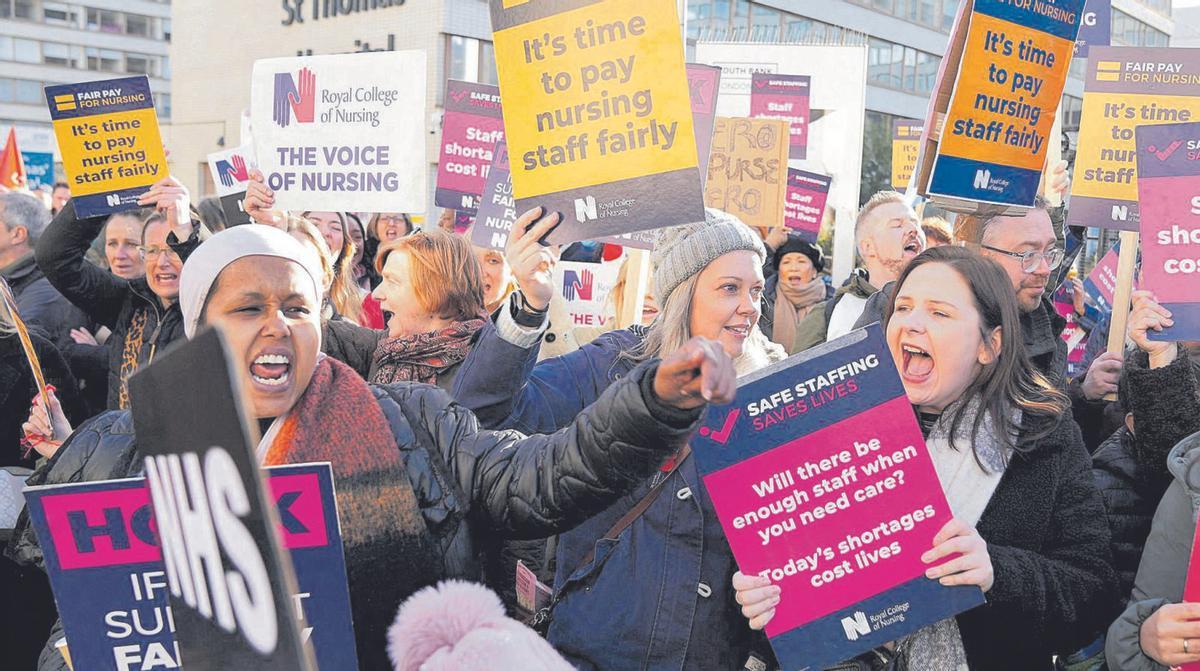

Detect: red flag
[0, 128, 27, 190]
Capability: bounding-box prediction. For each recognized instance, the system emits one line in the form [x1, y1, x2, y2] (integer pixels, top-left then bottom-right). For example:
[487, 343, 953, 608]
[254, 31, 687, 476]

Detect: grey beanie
[651, 208, 765, 304]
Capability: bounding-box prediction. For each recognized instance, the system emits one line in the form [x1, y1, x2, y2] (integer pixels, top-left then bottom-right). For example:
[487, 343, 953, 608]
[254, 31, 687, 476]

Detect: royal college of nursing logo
[215, 155, 250, 187]
[273, 67, 317, 128]
[562, 268, 594, 302]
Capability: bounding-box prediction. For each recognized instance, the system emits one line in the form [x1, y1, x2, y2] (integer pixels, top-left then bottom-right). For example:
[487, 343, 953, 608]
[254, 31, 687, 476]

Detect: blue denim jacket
[453, 321, 766, 670]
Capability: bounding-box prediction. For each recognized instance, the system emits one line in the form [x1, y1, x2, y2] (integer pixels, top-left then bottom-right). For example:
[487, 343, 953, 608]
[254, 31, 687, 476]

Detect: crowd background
[0, 97, 1196, 671]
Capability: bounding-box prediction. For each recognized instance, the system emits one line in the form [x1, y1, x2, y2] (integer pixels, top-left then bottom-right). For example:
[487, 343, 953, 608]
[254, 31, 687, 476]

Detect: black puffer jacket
[0, 332, 81, 468]
[7, 360, 700, 670]
[956, 415, 1118, 670]
[1092, 347, 1200, 601]
[0, 253, 92, 351]
[35, 200, 192, 410]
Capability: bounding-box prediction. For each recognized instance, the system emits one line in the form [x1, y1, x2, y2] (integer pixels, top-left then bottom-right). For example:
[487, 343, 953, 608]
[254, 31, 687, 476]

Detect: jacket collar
[0, 252, 39, 284]
[1167, 430, 1200, 513]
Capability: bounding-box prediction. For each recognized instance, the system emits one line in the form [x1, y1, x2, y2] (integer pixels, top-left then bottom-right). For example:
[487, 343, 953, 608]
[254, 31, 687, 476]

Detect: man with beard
[978, 201, 1121, 434]
[792, 190, 925, 350]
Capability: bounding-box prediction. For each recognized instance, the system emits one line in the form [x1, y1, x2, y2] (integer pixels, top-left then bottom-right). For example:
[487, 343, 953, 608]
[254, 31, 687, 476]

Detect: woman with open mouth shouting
[734, 246, 1116, 671]
[36, 176, 206, 410]
[451, 207, 788, 670]
[8, 224, 737, 670]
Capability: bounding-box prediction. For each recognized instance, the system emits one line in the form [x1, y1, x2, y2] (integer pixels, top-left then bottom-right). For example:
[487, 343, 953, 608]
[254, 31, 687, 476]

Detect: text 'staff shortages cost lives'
[435, 80, 504, 214]
[45, 76, 168, 218]
[1135, 121, 1200, 341]
[489, 0, 704, 246]
[1069, 47, 1200, 232]
[928, 0, 1082, 207]
[24, 464, 357, 671]
[690, 325, 984, 670]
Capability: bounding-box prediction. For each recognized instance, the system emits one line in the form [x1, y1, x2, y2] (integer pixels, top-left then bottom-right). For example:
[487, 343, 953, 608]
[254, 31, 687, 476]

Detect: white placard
[206, 144, 257, 198]
[251, 50, 427, 212]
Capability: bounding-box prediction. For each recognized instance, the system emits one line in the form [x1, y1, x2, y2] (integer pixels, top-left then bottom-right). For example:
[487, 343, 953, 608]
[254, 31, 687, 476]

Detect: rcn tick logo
[1146, 140, 1184, 162]
[562, 268, 594, 301]
[699, 408, 740, 445]
[215, 154, 250, 187]
[272, 67, 317, 128]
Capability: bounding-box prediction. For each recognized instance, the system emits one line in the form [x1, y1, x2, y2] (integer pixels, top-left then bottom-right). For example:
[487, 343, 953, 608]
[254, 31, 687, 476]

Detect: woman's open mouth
[250, 352, 291, 388]
[900, 343, 934, 382]
[724, 324, 750, 339]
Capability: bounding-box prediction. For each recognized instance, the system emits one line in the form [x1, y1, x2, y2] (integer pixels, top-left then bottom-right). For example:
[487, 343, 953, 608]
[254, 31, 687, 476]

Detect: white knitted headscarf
[178, 225, 324, 338]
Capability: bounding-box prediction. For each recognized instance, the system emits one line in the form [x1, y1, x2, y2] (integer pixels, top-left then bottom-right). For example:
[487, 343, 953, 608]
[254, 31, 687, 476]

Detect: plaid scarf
[371, 319, 485, 385]
[265, 356, 439, 669]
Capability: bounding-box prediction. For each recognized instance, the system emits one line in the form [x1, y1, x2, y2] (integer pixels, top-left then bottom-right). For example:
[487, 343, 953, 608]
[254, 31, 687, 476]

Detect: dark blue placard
[25, 463, 359, 671]
[45, 76, 155, 122]
[692, 325, 904, 476]
[1074, 0, 1111, 57]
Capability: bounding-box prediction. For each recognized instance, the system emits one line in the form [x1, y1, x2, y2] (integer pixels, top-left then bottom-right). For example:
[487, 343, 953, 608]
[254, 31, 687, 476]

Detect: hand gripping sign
[690, 325, 984, 670]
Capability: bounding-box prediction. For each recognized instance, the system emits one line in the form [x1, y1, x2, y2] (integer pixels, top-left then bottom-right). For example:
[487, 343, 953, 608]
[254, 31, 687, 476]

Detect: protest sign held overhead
[705, 117, 789, 229]
[750, 73, 810, 160]
[251, 51, 426, 213]
[489, 0, 704, 245]
[691, 325, 985, 670]
[1069, 47, 1200, 232]
[1135, 121, 1200, 341]
[45, 76, 168, 218]
[24, 463, 358, 671]
[923, 0, 1082, 211]
[471, 141, 516, 251]
[207, 144, 256, 226]
[128, 328, 315, 670]
[1074, 0, 1111, 57]
[891, 119, 922, 191]
[784, 168, 831, 243]
[687, 63, 722, 181]
[436, 80, 504, 213]
[554, 258, 623, 330]
[1083, 240, 1123, 315]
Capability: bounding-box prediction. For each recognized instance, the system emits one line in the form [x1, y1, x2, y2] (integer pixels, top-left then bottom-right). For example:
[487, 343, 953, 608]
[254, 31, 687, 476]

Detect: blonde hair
[627, 272, 783, 377]
[283, 216, 335, 294]
[300, 211, 363, 324]
[607, 257, 654, 330]
[376, 231, 486, 321]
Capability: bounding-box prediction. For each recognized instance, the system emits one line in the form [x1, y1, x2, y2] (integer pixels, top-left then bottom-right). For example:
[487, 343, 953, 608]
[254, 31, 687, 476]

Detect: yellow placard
[53, 107, 168, 197]
[937, 12, 1074, 171]
[1072, 92, 1200, 201]
[493, 0, 698, 197]
[704, 117, 789, 229]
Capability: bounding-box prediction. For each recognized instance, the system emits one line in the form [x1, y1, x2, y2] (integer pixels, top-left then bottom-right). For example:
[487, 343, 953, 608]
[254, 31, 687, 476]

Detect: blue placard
[22, 151, 54, 191]
[25, 463, 358, 671]
[1074, 0, 1111, 57]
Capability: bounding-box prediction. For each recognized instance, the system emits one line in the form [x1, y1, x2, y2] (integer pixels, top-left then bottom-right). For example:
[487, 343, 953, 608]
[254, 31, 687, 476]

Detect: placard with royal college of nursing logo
[489, 0, 705, 245]
[690, 325, 985, 670]
[44, 76, 168, 218]
[250, 51, 427, 213]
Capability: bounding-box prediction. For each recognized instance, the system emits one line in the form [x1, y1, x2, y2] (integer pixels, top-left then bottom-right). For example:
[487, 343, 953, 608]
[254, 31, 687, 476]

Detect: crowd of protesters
[0, 154, 1196, 671]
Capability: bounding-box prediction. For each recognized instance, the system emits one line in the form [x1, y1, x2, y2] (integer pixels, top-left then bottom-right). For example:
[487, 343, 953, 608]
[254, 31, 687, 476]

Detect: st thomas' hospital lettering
[280, 0, 406, 26]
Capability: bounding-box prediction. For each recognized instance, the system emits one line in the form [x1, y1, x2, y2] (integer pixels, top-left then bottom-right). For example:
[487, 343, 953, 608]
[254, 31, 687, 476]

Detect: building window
[750, 3, 781, 41]
[126, 54, 153, 75]
[43, 2, 78, 25]
[42, 42, 76, 68]
[163, 18, 171, 42]
[87, 8, 123, 33]
[85, 47, 122, 72]
[126, 13, 151, 37]
[14, 79, 41, 104]
[13, 38, 38, 63]
[155, 92, 170, 120]
[445, 35, 497, 87]
[0, 0, 35, 19]
[1112, 9, 1169, 47]
[1062, 94, 1083, 131]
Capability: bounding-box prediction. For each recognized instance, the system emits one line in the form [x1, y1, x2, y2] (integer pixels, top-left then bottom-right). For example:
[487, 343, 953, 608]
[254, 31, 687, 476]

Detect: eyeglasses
[137, 246, 181, 262]
[981, 244, 1064, 273]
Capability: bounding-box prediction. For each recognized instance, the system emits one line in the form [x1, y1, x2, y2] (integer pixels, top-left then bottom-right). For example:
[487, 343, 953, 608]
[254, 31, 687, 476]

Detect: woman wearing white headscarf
[7, 225, 737, 670]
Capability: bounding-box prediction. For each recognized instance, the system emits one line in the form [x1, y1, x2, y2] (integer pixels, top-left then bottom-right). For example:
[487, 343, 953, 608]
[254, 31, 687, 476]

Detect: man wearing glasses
[979, 201, 1123, 412]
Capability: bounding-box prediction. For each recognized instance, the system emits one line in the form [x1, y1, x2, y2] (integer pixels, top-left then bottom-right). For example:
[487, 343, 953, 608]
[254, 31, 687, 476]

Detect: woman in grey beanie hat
[449, 206, 786, 670]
